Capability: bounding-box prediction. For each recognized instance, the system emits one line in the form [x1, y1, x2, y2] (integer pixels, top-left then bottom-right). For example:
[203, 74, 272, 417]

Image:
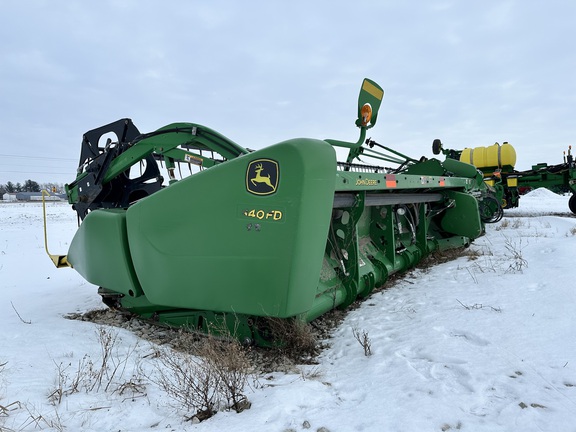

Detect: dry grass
[260, 318, 318, 360]
[48, 327, 144, 405]
[352, 326, 372, 356]
[495, 218, 524, 231]
[503, 237, 528, 273]
[152, 333, 252, 422]
[0, 362, 21, 432]
[417, 247, 469, 268]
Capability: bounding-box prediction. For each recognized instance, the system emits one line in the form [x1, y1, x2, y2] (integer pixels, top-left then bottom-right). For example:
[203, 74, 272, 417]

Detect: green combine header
[45, 79, 497, 345]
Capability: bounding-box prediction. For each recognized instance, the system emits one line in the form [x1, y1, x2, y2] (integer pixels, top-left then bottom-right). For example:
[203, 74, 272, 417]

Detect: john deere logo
[246, 159, 279, 195]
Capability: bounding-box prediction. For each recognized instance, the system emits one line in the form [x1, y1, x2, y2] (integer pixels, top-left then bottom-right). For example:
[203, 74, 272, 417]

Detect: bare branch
[11, 302, 31, 324]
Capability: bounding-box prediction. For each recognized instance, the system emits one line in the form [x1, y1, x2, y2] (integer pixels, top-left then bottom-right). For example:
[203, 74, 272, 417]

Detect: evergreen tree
[23, 179, 40, 192]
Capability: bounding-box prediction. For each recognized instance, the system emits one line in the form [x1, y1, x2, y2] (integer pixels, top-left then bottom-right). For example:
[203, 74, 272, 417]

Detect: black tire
[569, 194, 576, 214]
[493, 206, 504, 223]
[432, 139, 442, 155]
[480, 196, 503, 223]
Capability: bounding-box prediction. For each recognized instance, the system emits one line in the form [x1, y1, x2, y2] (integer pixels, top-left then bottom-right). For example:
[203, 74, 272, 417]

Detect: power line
[0, 153, 76, 161]
[0, 170, 72, 175]
[0, 162, 73, 168]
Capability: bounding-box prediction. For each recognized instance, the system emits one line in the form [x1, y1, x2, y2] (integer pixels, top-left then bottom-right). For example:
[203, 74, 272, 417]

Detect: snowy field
[1, 189, 576, 432]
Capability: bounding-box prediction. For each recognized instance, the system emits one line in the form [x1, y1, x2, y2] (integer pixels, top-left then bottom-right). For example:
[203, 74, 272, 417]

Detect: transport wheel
[569, 194, 576, 214]
[432, 139, 442, 155]
[480, 196, 502, 223]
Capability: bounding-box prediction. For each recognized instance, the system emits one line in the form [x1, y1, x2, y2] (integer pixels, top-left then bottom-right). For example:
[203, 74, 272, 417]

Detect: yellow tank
[460, 146, 486, 167]
[460, 142, 516, 169]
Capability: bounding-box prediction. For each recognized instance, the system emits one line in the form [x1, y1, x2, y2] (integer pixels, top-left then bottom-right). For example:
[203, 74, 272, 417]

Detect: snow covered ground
[1, 189, 575, 432]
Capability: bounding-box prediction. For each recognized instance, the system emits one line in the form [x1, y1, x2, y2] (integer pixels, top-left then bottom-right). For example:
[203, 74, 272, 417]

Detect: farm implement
[433, 139, 520, 213]
[45, 79, 497, 345]
[433, 140, 576, 214]
[514, 147, 576, 213]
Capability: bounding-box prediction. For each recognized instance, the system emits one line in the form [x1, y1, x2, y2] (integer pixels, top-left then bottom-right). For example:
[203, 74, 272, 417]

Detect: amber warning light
[360, 103, 372, 126]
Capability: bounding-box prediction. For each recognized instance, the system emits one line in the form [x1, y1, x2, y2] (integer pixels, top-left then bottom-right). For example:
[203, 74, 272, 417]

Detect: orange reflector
[360, 103, 372, 126]
[385, 174, 396, 188]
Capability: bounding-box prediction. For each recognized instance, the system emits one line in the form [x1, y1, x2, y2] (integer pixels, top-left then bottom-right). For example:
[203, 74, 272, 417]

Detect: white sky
[1, 0, 575, 185]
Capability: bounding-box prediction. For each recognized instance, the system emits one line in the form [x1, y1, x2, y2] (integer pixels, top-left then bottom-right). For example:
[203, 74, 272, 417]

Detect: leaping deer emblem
[250, 163, 277, 192]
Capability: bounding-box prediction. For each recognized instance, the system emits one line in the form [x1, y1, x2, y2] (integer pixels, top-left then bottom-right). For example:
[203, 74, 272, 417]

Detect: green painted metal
[67, 209, 142, 298]
[126, 138, 336, 318]
[58, 78, 496, 345]
[102, 123, 249, 183]
[440, 190, 483, 239]
[517, 162, 576, 194]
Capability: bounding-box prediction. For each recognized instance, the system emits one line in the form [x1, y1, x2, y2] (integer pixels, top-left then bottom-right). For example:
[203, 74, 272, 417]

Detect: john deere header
[44, 79, 498, 345]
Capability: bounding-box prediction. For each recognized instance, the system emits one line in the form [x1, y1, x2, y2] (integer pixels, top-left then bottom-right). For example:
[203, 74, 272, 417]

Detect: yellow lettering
[244, 209, 283, 221]
[355, 179, 378, 186]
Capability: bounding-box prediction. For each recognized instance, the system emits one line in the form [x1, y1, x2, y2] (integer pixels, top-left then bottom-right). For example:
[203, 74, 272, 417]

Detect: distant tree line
[0, 180, 65, 195]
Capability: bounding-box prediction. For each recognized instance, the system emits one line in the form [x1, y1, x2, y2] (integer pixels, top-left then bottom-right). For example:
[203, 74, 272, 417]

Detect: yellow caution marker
[41, 190, 71, 268]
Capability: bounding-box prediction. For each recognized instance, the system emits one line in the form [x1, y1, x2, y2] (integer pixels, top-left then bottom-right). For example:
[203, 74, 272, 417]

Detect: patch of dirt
[66, 308, 322, 374]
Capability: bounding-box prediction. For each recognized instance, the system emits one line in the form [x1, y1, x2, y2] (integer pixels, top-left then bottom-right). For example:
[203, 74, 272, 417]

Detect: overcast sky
[1, 0, 575, 185]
